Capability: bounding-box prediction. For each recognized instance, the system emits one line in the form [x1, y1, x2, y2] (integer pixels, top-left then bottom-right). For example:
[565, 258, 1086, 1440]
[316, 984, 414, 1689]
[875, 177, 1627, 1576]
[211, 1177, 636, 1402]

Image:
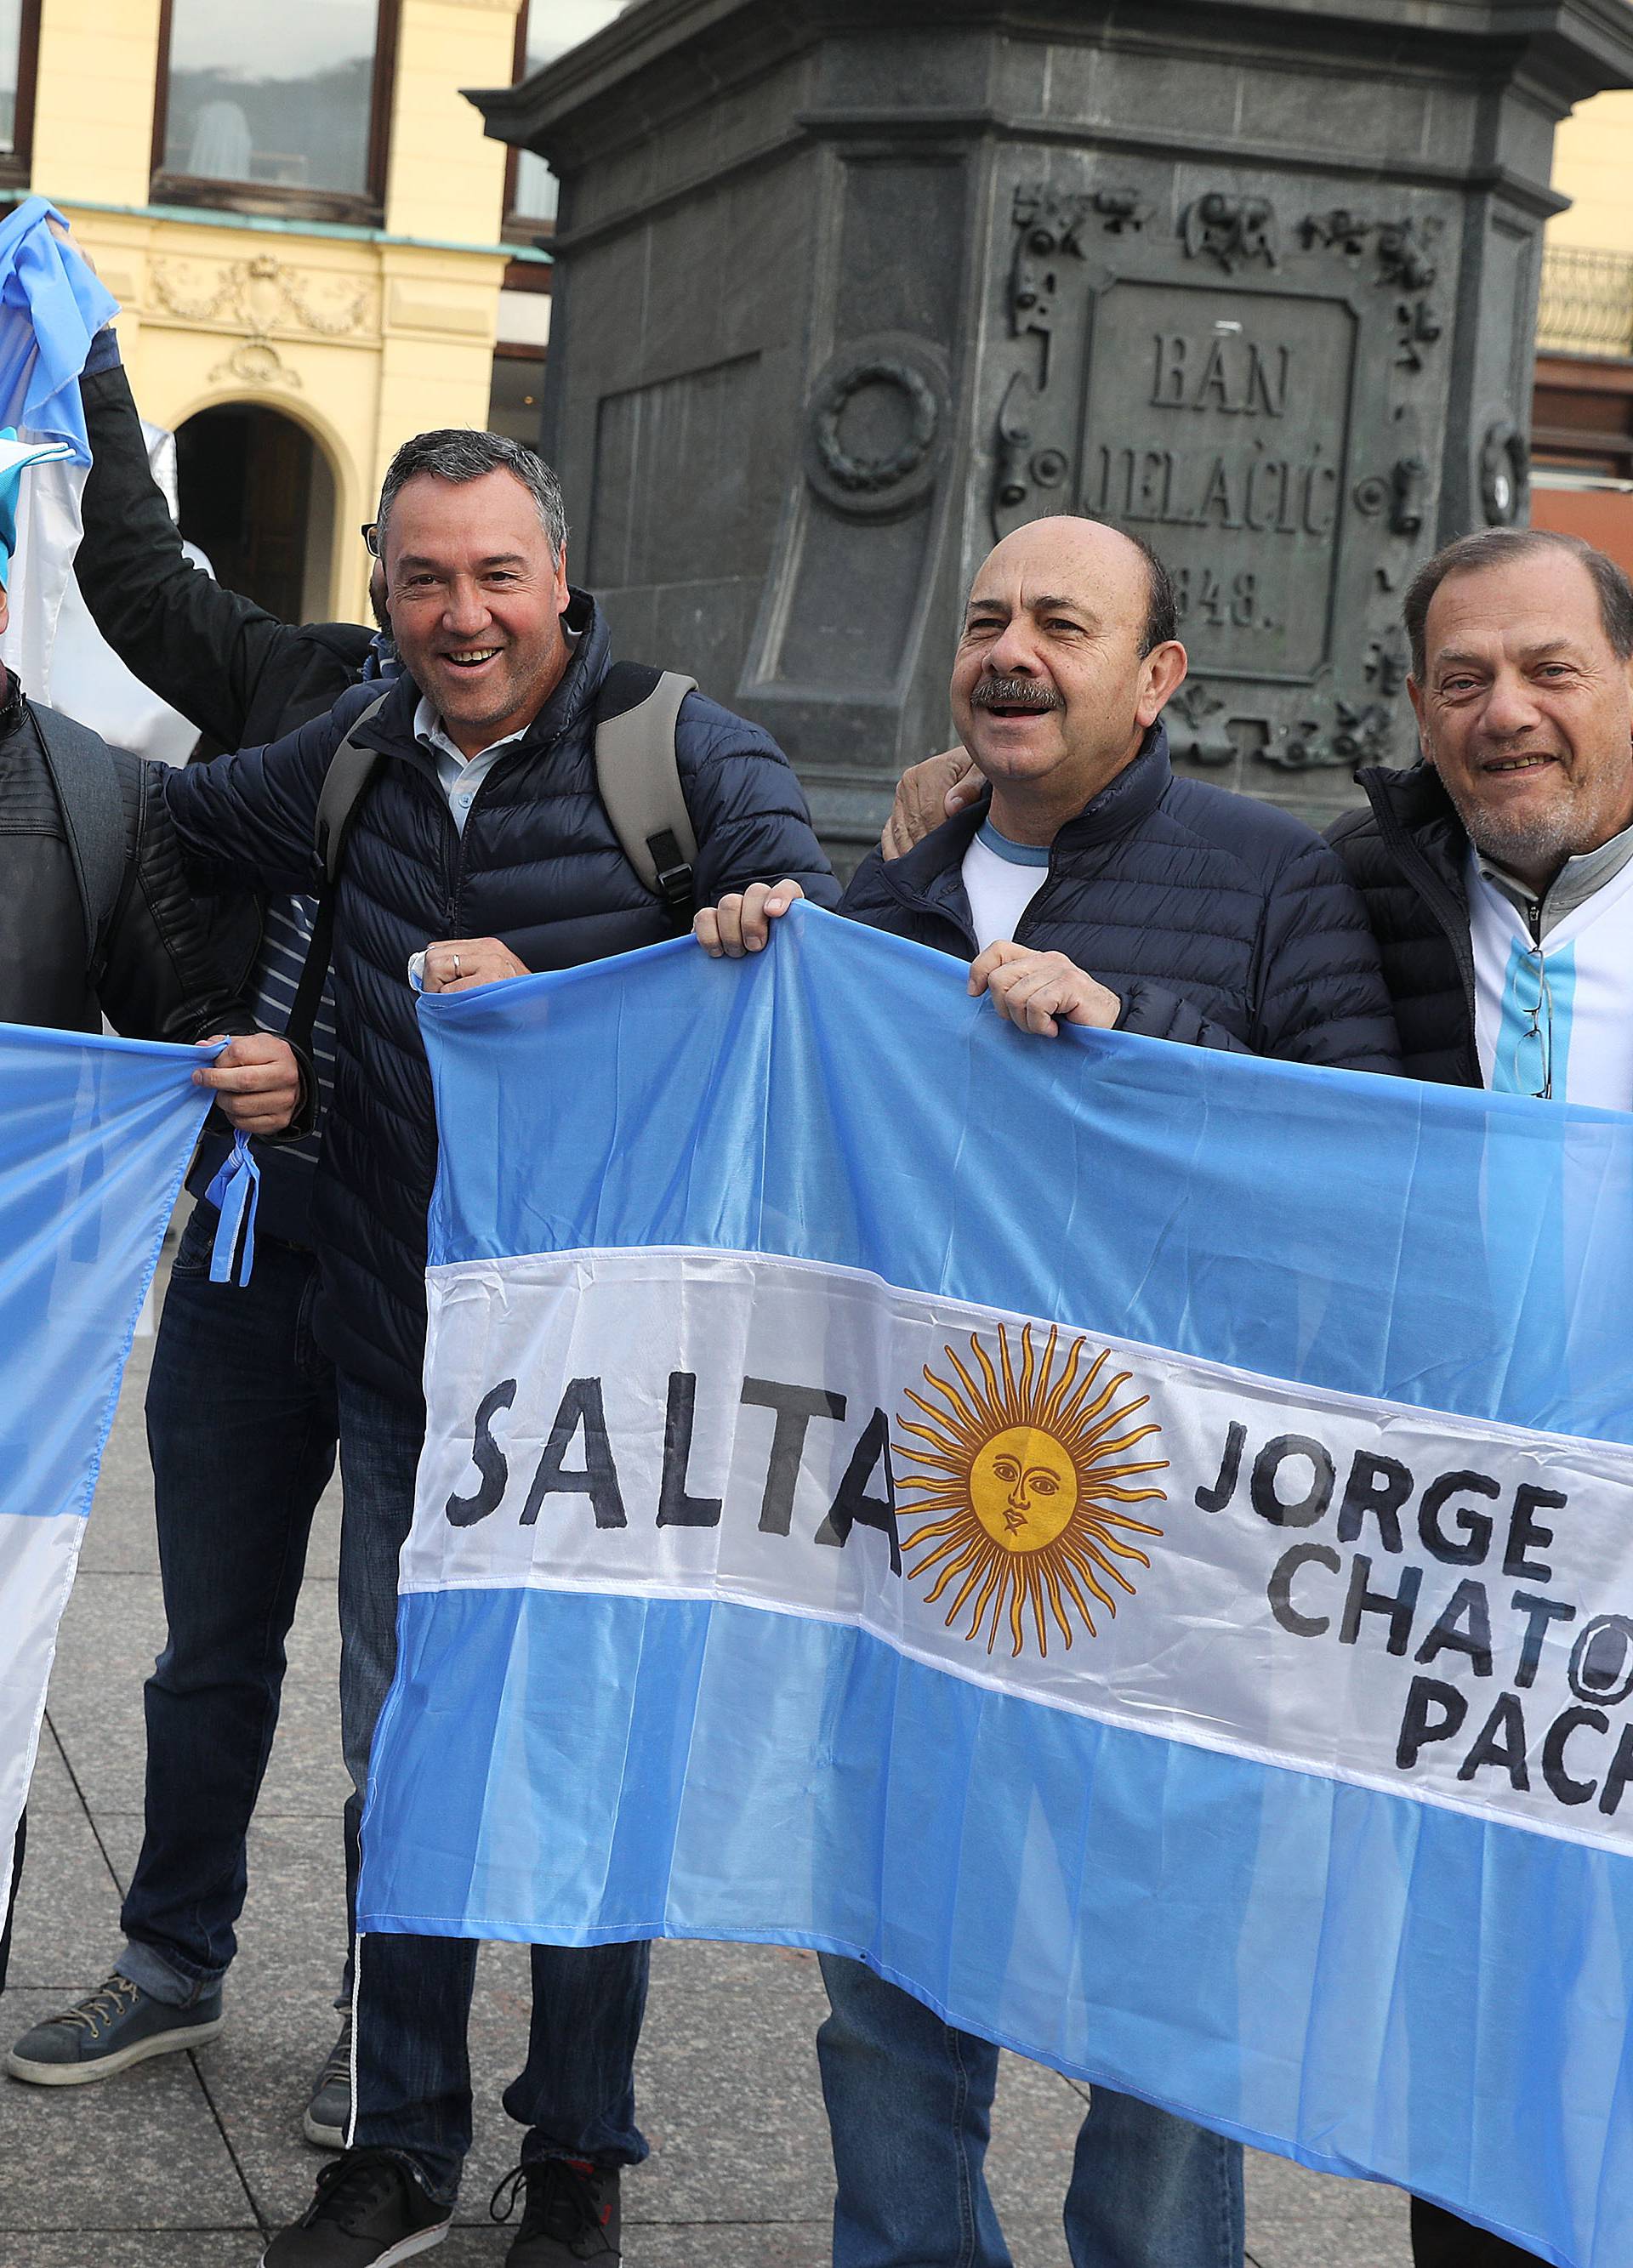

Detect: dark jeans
[1411, 2200, 1542, 2267]
[337, 1371, 650, 2204]
[119, 1202, 339, 2002]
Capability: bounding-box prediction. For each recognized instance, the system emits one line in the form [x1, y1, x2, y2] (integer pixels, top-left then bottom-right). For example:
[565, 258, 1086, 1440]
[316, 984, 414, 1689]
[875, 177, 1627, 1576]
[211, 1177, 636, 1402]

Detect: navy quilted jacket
[162, 594, 839, 1400]
[842, 725, 1400, 1071]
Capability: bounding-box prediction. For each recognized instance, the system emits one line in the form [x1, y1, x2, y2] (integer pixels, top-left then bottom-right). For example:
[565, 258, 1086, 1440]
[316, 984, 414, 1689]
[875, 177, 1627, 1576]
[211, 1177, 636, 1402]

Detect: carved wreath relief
[993, 181, 1467, 776]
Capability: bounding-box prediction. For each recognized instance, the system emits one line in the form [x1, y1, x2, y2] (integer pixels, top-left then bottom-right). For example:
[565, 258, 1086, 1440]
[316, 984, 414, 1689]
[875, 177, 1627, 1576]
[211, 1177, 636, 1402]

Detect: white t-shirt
[961, 821, 1050, 952]
[1468, 843, 1633, 1111]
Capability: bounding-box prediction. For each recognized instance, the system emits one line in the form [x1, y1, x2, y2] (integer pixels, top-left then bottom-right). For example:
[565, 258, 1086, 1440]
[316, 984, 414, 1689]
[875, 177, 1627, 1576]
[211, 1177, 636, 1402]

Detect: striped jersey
[1469, 837, 1633, 1111]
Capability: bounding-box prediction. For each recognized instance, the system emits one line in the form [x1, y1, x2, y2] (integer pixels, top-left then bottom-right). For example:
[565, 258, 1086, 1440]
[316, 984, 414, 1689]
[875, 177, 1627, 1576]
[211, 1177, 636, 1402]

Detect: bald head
[975, 518, 1175, 657]
[949, 515, 1187, 842]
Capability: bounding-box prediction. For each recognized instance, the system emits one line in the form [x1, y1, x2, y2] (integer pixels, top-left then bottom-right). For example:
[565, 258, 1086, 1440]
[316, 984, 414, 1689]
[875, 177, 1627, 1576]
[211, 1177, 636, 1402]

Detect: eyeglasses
[360, 521, 379, 557]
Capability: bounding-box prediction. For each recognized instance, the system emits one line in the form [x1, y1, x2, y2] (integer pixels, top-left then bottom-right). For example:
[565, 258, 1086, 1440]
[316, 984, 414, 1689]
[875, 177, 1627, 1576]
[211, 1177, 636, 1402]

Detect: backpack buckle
[647, 829, 695, 921]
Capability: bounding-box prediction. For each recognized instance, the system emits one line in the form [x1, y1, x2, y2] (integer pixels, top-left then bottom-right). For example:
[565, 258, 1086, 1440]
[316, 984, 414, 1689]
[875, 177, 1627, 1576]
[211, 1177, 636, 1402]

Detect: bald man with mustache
[699, 511, 1399, 2268]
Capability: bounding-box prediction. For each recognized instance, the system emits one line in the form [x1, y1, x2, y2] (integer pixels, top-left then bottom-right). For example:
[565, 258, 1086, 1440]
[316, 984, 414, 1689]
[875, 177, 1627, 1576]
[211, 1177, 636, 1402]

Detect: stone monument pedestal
[475, 0, 1633, 855]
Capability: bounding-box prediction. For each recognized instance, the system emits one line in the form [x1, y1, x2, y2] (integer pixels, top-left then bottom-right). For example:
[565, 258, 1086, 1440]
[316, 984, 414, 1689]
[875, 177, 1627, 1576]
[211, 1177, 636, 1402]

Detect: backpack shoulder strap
[315, 691, 390, 884]
[593, 662, 699, 923]
[32, 702, 128, 969]
[285, 691, 391, 1055]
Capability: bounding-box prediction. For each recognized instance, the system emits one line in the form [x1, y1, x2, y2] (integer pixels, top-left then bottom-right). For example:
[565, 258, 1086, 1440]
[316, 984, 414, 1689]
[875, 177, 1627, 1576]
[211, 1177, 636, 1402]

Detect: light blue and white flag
[0, 196, 119, 705]
[0, 1024, 213, 1907]
[361, 902, 1633, 2268]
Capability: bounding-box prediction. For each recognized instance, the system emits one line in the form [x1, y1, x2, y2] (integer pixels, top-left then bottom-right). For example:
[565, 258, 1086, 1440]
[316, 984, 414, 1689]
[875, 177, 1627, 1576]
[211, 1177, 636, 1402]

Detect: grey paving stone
[39, 1570, 163, 1805]
[627, 1940, 834, 2225]
[301, 1489, 344, 1588]
[0, 2240, 261, 2267]
[77, 1807, 144, 1892]
[0, 1993, 253, 2236]
[1244, 2148, 1411, 2268]
[21, 1723, 81, 1817]
[627, 2225, 830, 2268]
[76, 1332, 159, 1580]
[3, 1794, 124, 1991]
[987, 2056, 1084, 2243]
[76, 1480, 162, 1579]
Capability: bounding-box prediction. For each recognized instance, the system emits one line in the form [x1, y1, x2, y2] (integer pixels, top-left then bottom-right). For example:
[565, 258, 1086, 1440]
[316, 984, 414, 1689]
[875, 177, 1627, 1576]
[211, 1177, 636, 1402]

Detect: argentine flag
[0, 1025, 216, 1912]
[360, 903, 1633, 2268]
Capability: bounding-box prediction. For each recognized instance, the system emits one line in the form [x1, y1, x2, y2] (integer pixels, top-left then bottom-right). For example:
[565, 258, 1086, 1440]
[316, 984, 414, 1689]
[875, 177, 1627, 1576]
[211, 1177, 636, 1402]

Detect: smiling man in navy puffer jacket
[157, 428, 838, 2268]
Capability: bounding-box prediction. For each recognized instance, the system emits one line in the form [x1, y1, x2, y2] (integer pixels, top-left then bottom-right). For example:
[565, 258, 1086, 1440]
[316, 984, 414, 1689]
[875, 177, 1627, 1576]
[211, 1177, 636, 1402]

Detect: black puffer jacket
[844, 725, 1401, 1071]
[162, 596, 839, 1401]
[0, 679, 259, 1043]
[1325, 765, 1480, 1089]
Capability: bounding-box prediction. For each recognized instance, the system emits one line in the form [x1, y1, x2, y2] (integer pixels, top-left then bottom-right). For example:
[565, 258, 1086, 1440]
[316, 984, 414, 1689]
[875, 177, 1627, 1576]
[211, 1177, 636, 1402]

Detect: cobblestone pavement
[0, 1261, 1411, 2267]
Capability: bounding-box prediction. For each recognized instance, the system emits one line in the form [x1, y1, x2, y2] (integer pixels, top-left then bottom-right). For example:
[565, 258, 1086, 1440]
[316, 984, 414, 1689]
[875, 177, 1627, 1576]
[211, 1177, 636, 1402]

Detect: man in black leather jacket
[3, 314, 374, 2138]
[0, 613, 305, 1997]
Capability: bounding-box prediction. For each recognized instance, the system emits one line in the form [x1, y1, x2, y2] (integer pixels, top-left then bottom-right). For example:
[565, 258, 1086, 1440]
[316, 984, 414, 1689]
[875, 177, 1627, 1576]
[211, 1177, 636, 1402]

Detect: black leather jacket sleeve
[95, 752, 316, 1139]
[96, 749, 258, 1043]
[76, 359, 303, 753]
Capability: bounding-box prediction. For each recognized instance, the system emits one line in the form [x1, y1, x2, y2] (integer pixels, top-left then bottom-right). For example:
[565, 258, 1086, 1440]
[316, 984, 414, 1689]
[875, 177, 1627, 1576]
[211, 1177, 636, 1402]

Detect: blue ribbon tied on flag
[204, 1130, 260, 1287]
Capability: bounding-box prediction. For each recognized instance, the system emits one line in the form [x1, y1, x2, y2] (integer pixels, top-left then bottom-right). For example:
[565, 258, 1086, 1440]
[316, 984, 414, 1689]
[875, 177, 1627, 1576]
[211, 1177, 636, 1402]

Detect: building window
[488, 270, 550, 449]
[0, 1, 41, 180]
[153, 0, 397, 221]
[488, 350, 547, 451]
[509, 0, 626, 230]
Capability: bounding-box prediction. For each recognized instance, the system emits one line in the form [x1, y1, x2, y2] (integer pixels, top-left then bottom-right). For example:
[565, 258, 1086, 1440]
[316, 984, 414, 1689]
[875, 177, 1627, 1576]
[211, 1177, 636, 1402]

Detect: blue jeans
[120, 1202, 339, 2005]
[817, 1955, 1243, 2268]
[337, 1371, 650, 2204]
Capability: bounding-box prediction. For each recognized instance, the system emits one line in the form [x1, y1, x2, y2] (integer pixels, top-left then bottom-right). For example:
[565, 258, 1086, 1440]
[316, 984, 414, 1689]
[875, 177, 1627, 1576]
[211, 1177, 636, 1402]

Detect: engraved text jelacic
[1082, 282, 1357, 679]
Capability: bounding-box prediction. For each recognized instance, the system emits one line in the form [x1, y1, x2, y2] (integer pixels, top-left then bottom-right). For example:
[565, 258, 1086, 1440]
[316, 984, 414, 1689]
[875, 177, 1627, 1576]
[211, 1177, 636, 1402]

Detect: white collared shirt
[404, 701, 532, 992]
[412, 696, 529, 838]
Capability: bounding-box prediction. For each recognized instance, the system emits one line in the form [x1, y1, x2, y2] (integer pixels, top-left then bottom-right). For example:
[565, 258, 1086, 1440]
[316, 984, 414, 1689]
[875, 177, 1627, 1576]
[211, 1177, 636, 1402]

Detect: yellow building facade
[11, 0, 533, 628]
[1547, 92, 1633, 258]
[1530, 88, 1633, 569]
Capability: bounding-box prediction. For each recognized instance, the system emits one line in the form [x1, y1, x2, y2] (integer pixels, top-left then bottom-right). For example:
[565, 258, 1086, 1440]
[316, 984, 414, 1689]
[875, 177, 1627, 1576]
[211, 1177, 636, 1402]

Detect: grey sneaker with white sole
[303, 2010, 353, 2149]
[7, 1970, 223, 2084]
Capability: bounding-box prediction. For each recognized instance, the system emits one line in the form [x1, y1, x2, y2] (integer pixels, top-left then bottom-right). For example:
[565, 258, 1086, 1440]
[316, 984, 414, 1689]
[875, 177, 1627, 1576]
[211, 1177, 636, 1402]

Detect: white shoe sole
[259, 2219, 449, 2267]
[6, 2013, 225, 2086]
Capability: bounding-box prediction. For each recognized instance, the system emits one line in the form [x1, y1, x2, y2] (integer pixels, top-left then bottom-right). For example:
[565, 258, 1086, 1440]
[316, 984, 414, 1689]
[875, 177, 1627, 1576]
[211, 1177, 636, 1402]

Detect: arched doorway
[174, 403, 336, 623]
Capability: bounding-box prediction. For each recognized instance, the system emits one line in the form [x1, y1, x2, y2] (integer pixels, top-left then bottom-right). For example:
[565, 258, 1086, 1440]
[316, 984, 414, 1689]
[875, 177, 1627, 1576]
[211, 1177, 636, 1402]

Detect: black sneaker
[302, 2011, 353, 2150]
[492, 2157, 621, 2265]
[7, 1970, 224, 2084]
[262, 2150, 451, 2266]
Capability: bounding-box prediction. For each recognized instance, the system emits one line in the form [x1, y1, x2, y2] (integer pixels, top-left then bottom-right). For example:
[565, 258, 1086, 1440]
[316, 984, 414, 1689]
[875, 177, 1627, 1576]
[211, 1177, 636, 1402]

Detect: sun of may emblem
[896, 1323, 1168, 1659]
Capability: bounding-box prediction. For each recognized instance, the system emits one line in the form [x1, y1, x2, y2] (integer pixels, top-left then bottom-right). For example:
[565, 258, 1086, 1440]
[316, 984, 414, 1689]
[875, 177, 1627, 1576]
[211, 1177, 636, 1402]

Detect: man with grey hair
[1328, 524, 1633, 2268]
[1329, 525, 1633, 1107]
[154, 426, 839, 2268]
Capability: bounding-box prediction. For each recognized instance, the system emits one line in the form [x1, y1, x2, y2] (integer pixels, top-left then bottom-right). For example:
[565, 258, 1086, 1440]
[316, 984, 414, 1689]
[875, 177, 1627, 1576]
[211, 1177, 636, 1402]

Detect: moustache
[970, 675, 1063, 713]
